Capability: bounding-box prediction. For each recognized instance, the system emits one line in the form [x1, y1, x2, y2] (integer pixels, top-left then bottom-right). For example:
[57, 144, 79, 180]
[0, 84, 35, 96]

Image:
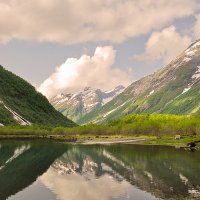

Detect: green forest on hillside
[0, 66, 75, 127]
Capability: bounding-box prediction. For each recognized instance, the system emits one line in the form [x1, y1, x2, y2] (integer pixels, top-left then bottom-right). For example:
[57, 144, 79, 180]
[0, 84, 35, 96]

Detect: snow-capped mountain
[79, 39, 200, 124]
[50, 85, 125, 123]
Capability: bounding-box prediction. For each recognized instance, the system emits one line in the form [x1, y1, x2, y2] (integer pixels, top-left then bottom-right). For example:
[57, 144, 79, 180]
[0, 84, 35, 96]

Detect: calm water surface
[0, 140, 200, 200]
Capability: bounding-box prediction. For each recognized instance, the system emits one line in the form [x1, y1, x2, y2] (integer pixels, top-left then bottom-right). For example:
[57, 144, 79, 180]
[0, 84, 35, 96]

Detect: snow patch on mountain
[182, 41, 199, 63]
[50, 85, 125, 122]
[0, 100, 31, 125]
[182, 57, 192, 63]
[191, 41, 200, 48]
[87, 102, 99, 107]
[185, 49, 197, 57]
[182, 87, 191, 94]
[103, 99, 131, 118]
[192, 66, 200, 79]
[4, 105, 31, 125]
[149, 90, 155, 95]
[103, 107, 118, 118]
[181, 66, 200, 94]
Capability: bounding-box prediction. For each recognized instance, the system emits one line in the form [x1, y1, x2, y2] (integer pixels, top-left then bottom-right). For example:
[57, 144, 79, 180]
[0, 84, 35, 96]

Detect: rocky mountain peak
[84, 86, 92, 91]
[50, 85, 125, 123]
[77, 40, 200, 124]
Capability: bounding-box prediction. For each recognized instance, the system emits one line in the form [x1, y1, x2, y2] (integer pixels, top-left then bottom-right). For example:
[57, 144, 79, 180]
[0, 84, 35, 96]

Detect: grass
[142, 135, 200, 146]
[0, 133, 199, 148]
[0, 114, 200, 146]
[0, 130, 198, 147]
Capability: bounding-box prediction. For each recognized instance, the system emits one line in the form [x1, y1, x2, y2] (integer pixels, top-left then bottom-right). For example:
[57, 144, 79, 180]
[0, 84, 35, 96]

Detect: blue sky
[0, 0, 199, 97]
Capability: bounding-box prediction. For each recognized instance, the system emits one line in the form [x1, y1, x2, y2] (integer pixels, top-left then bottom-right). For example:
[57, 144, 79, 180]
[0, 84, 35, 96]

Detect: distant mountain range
[2, 39, 200, 126]
[0, 66, 75, 127]
[70, 39, 200, 124]
[50, 85, 125, 123]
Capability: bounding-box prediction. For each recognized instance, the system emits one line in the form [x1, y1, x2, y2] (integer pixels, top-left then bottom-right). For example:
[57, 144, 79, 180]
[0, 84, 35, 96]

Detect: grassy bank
[0, 132, 199, 147]
[0, 114, 200, 145]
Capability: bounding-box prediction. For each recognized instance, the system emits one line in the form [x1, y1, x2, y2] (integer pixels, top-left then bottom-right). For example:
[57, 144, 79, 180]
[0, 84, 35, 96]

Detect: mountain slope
[79, 39, 200, 124]
[0, 66, 76, 126]
[50, 85, 124, 123]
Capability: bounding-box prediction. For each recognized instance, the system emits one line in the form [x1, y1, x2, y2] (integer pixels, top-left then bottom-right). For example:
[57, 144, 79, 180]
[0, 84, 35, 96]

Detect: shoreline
[0, 134, 199, 148]
[81, 138, 148, 145]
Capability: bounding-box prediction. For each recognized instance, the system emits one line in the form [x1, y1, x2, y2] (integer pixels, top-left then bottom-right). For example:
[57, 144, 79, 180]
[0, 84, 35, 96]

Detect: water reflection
[0, 141, 200, 200]
[0, 141, 67, 200]
[41, 145, 200, 200]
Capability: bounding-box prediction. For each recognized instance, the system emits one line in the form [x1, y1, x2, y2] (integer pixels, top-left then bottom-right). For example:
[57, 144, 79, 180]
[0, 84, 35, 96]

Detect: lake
[0, 140, 200, 200]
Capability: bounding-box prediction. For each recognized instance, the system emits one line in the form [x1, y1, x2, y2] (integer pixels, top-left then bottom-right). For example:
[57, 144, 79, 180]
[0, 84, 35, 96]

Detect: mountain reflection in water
[0, 141, 200, 200]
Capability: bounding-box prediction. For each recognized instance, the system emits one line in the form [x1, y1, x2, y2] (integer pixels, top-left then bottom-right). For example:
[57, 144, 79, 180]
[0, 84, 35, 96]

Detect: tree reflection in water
[0, 141, 200, 200]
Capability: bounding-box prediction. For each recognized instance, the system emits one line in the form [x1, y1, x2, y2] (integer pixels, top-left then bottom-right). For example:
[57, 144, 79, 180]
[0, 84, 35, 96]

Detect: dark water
[0, 141, 200, 200]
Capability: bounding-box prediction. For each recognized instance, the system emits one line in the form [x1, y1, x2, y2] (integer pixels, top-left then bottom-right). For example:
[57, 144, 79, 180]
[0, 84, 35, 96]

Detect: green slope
[0, 66, 76, 126]
[160, 84, 200, 115]
[78, 40, 200, 124]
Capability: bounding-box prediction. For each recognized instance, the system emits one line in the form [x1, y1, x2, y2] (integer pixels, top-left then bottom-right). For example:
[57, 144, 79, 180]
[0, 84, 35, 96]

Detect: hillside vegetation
[0, 66, 76, 127]
[1, 114, 199, 138]
[57, 114, 200, 136]
[77, 40, 200, 124]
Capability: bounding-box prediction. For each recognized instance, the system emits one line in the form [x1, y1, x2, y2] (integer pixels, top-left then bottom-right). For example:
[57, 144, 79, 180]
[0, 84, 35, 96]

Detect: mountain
[0, 66, 76, 126]
[50, 85, 125, 123]
[79, 39, 200, 124]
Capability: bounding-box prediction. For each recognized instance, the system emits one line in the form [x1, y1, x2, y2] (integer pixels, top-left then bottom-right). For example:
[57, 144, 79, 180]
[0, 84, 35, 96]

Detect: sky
[0, 0, 200, 98]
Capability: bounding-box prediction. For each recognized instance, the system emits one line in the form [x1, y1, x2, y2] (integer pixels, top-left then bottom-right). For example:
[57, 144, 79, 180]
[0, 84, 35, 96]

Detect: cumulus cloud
[134, 26, 192, 64]
[0, 0, 199, 44]
[193, 15, 200, 39]
[40, 168, 134, 200]
[38, 46, 131, 98]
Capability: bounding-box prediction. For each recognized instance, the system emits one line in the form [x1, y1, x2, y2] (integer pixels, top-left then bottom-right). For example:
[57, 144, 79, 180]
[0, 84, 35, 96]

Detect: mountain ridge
[50, 85, 125, 123]
[78, 39, 200, 124]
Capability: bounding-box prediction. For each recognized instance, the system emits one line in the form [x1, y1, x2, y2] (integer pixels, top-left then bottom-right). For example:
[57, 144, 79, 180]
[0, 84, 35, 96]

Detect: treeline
[0, 114, 200, 137]
[53, 114, 200, 136]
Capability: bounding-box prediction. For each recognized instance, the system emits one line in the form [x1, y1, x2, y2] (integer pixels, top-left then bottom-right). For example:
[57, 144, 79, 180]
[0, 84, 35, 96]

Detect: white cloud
[0, 0, 199, 44]
[134, 26, 192, 64]
[193, 15, 200, 39]
[40, 168, 135, 200]
[38, 46, 131, 98]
